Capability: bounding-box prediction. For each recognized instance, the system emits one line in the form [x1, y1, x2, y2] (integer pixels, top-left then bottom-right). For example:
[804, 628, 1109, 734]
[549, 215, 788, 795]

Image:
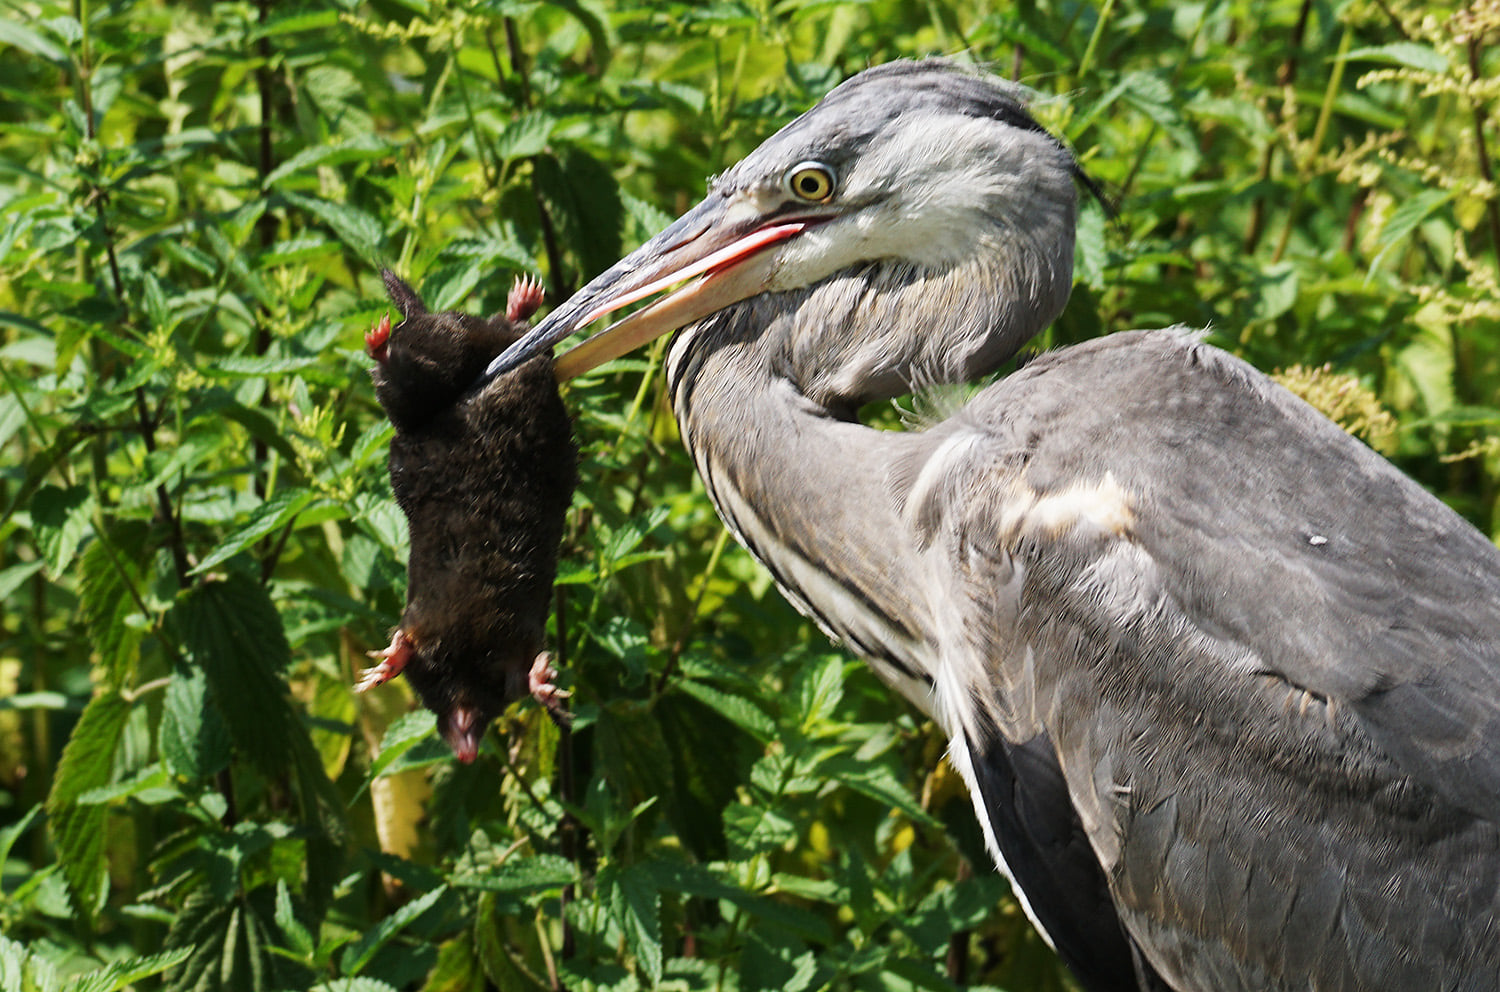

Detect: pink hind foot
[356, 629, 414, 692]
[507, 274, 545, 323]
[528, 652, 572, 726]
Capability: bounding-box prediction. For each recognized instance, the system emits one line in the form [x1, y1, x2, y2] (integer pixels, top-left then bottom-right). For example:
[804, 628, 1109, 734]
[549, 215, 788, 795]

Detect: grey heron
[485, 59, 1500, 991]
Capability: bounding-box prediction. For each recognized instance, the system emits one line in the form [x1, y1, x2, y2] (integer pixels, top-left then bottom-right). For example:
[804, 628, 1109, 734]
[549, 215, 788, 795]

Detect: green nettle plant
[0, 1, 1494, 990]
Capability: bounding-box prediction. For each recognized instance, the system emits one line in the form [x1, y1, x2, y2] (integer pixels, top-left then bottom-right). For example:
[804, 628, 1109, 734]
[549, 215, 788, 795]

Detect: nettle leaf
[419, 261, 485, 313]
[740, 929, 818, 992]
[263, 134, 393, 188]
[1372, 189, 1453, 273]
[451, 853, 578, 894]
[78, 524, 148, 685]
[491, 111, 556, 162]
[355, 710, 437, 795]
[793, 654, 844, 730]
[163, 888, 281, 992]
[177, 575, 345, 853]
[0, 935, 60, 992]
[281, 192, 385, 262]
[599, 862, 663, 987]
[159, 666, 231, 781]
[641, 859, 832, 942]
[309, 979, 402, 992]
[1344, 42, 1448, 73]
[68, 946, 194, 992]
[338, 884, 447, 975]
[30, 483, 93, 576]
[723, 801, 797, 859]
[44, 688, 132, 921]
[190, 488, 322, 576]
[818, 756, 939, 829]
[674, 678, 777, 743]
[533, 146, 625, 282]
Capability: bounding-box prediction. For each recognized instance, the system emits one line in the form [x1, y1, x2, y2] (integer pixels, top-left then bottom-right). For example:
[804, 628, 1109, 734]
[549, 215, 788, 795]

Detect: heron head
[485, 59, 1085, 406]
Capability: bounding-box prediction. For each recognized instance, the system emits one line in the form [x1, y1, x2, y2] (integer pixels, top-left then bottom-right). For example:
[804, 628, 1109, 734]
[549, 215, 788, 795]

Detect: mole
[355, 270, 578, 762]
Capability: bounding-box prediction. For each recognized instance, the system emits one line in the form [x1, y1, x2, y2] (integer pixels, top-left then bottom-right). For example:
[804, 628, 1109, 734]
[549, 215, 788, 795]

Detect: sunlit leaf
[45, 689, 131, 922]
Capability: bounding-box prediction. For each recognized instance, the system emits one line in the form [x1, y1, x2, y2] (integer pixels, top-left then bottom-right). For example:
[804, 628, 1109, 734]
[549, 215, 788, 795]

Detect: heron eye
[785, 162, 835, 202]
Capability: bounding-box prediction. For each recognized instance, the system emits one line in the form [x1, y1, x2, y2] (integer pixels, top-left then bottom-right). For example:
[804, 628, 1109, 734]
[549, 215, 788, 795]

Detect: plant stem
[503, 16, 569, 298]
[1075, 0, 1116, 83]
[253, 0, 276, 500]
[1245, 0, 1313, 254]
[1467, 37, 1500, 280]
[1271, 23, 1352, 264]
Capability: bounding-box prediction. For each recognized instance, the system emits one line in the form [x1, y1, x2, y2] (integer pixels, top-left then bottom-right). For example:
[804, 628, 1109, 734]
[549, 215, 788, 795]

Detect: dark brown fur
[364, 270, 577, 758]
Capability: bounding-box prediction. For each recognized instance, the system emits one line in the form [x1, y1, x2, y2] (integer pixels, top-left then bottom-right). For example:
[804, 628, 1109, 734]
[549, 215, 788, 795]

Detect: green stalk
[1271, 23, 1352, 264]
[1075, 0, 1116, 83]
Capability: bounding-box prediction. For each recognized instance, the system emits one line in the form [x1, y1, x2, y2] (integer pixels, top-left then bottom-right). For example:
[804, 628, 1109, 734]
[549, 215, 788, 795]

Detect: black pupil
[799, 173, 822, 194]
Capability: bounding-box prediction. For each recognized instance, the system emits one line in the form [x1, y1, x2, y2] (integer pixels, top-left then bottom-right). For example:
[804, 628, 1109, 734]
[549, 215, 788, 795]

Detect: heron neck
[666, 322, 938, 705]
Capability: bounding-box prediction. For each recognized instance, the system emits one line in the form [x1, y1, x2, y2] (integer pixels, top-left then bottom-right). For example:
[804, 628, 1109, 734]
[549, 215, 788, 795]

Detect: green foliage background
[2, 0, 1498, 989]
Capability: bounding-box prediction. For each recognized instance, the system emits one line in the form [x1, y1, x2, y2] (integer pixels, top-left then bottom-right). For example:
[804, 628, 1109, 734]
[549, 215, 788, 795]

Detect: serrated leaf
[817, 756, 939, 829]
[533, 147, 625, 281]
[67, 946, 194, 992]
[794, 655, 843, 730]
[0, 805, 42, 877]
[76, 763, 176, 805]
[273, 881, 314, 958]
[641, 859, 832, 942]
[418, 261, 485, 313]
[0, 19, 67, 63]
[0, 560, 44, 602]
[1372, 189, 1453, 272]
[79, 525, 147, 684]
[177, 575, 345, 860]
[601, 506, 670, 567]
[30, 483, 92, 576]
[451, 853, 579, 893]
[352, 492, 407, 554]
[723, 802, 797, 858]
[45, 689, 132, 922]
[491, 111, 556, 162]
[0, 936, 59, 992]
[262, 134, 388, 188]
[338, 885, 447, 975]
[1345, 42, 1448, 73]
[282, 192, 385, 260]
[601, 863, 662, 987]
[190, 488, 320, 575]
[740, 929, 817, 992]
[309, 979, 403, 992]
[163, 888, 280, 992]
[673, 679, 776, 742]
[159, 666, 231, 780]
[359, 709, 437, 790]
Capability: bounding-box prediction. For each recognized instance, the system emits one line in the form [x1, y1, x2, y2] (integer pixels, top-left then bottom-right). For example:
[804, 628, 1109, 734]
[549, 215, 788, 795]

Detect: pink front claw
[356, 629, 414, 692]
[507, 274, 545, 324]
[365, 312, 392, 363]
[528, 652, 572, 725]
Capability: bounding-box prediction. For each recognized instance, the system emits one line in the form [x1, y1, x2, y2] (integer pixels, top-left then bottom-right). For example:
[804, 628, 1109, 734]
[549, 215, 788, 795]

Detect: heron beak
[481, 196, 816, 382]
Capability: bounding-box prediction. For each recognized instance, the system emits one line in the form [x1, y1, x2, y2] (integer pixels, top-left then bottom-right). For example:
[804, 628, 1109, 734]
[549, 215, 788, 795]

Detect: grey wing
[943, 330, 1500, 990]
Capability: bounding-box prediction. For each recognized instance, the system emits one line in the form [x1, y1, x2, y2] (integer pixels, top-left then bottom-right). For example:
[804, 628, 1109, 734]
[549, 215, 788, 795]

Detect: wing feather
[934, 329, 1500, 990]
